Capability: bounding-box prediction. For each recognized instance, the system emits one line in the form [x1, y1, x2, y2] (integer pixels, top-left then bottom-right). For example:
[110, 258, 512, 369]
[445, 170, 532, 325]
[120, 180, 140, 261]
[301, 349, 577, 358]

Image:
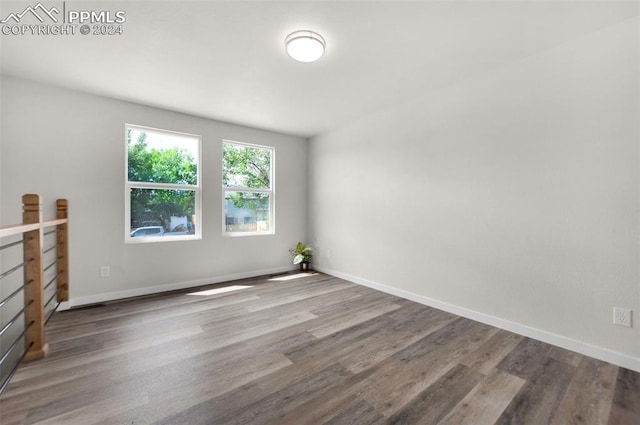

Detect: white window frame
[222, 140, 275, 237]
[125, 124, 202, 243]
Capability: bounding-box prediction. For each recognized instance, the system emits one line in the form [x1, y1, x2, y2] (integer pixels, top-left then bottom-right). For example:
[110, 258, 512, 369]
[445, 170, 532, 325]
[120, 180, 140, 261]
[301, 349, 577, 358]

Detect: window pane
[222, 143, 271, 189]
[130, 188, 197, 237]
[128, 127, 198, 185]
[225, 191, 270, 233]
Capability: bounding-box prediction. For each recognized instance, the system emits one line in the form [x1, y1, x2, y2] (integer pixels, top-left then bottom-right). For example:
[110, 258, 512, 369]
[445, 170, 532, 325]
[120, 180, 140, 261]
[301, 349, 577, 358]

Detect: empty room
[0, 1, 639, 424]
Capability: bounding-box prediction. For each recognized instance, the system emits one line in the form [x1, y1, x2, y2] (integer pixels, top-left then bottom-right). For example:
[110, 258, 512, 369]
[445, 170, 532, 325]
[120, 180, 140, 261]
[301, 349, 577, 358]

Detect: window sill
[126, 235, 202, 244]
[223, 231, 274, 238]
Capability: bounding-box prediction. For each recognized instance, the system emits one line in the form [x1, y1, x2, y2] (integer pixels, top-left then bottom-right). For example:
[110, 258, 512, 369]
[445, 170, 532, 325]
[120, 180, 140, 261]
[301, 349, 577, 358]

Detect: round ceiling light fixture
[285, 30, 325, 63]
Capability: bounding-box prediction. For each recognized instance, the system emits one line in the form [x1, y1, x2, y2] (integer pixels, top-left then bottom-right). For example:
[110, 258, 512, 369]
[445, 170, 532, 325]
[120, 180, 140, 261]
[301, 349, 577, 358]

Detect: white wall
[1, 76, 308, 304]
[309, 18, 640, 370]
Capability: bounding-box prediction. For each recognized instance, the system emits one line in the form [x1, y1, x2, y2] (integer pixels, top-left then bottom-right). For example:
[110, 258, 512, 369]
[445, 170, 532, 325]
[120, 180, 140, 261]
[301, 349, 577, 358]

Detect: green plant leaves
[290, 242, 313, 264]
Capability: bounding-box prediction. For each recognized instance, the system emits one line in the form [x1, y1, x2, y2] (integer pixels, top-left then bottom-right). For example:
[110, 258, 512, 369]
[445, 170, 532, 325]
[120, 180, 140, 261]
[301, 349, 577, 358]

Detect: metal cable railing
[0, 239, 24, 252]
[0, 259, 32, 280]
[0, 280, 32, 309]
[0, 300, 34, 339]
[0, 195, 69, 397]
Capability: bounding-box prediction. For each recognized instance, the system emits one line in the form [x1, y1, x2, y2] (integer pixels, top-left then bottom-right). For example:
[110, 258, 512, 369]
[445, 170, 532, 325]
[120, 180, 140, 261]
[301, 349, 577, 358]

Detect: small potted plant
[289, 242, 313, 271]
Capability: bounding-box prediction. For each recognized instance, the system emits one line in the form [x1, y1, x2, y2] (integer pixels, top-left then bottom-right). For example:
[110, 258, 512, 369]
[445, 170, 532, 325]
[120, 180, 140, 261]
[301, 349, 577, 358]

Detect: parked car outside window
[130, 226, 164, 237]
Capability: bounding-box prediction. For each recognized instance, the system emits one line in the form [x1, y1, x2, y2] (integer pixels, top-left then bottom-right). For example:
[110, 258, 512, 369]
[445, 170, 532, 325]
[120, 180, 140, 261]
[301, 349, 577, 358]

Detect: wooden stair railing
[0, 194, 69, 395]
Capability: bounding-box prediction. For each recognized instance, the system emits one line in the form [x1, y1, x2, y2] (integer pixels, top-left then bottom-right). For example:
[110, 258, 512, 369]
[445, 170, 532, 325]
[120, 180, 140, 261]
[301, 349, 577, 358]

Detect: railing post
[56, 199, 69, 302]
[22, 194, 47, 362]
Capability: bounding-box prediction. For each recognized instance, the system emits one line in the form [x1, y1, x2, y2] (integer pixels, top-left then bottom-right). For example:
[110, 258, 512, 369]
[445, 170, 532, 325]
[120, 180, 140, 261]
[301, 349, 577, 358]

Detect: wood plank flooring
[0, 272, 638, 424]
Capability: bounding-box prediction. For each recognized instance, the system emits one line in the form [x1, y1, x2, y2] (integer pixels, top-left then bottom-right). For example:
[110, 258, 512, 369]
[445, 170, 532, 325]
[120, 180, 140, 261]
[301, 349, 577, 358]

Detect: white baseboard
[58, 265, 297, 311]
[315, 266, 640, 373]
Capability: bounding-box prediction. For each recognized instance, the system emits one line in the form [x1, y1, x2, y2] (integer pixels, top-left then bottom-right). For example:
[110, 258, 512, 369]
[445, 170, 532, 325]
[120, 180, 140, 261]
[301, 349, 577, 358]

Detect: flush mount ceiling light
[285, 30, 325, 63]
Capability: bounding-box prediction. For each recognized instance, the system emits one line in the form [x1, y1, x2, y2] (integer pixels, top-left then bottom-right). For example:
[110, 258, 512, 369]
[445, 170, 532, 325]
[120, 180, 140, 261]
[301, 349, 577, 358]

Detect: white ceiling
[1, 1, 638, 138]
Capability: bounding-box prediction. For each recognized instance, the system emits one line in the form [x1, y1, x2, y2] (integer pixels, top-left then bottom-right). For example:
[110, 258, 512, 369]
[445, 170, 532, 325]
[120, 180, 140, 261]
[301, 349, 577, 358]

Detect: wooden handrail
[44, 218, 68, 227]
[0, 219, 67, 239]
[0, 219, 68, 239]
[0, 223, 41, 239]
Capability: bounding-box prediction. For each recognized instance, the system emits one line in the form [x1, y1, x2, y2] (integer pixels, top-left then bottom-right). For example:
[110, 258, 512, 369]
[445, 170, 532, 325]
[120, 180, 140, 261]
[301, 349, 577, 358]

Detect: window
[222, 141, 274, 235]
[126, 125, 201, 242]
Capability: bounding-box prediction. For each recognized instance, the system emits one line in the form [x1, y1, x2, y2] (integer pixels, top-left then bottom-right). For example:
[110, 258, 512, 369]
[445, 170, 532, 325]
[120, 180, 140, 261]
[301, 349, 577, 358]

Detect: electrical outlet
[613, 307, 632, 328]
[99, 266, 110, 278]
